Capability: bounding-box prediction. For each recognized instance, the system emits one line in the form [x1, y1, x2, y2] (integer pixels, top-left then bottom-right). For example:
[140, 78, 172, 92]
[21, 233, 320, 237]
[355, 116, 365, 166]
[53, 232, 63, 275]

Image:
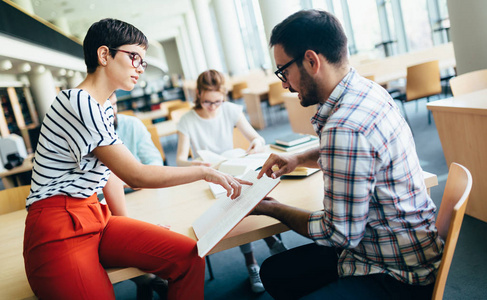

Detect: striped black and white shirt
[26, 89, 122, 207]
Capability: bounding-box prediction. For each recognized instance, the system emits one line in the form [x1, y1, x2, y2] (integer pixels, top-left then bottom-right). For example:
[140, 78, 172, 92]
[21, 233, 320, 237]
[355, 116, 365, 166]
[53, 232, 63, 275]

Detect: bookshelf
[0, 87, 40, 153]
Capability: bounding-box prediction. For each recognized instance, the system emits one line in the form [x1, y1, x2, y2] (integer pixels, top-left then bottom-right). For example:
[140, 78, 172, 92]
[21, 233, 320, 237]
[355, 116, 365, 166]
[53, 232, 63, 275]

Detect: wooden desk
[427, 88, 487, 222]
[0, 153, 34, 189]
[0, 171, 438, 299]
[353, 42, 456, 86]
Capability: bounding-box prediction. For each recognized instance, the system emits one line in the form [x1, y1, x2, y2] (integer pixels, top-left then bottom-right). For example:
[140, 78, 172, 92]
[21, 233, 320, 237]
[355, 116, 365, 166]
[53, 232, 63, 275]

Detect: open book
[200, 150, 271, 198]
[192, 170, 280, 257]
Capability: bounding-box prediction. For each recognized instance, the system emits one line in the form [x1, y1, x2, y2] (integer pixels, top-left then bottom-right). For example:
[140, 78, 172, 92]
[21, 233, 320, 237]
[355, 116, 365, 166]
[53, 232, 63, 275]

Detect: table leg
[243, 93, 266, 130]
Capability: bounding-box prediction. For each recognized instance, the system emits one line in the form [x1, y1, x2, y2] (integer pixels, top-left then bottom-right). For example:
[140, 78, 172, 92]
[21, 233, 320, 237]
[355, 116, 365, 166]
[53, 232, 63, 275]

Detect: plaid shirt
[308, 68, 443, 285]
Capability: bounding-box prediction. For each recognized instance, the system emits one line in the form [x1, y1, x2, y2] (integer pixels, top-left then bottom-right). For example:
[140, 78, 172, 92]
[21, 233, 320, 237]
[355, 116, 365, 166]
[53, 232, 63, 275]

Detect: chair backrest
[283, 95, 318, 136]
[364, 75, 376, 82]
[233, 127, 250, 150]
[268, 81, 287, 106]
[118, 110, 135, 116]
[232, 82, 249, 100]
[167, 102, 192, 120]
[159, 99, 183, 112]
[170, 107, 192, 123]
[145, 125, 166, 163]
[406, 60, 442, 101]
[432, 163, 473, 300]
[449, 69, 487, 97]
[0, 185, 31, 215]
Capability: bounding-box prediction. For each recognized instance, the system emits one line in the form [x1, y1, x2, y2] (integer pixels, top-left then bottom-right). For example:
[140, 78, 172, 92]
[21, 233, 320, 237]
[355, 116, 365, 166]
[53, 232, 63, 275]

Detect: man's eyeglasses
[109, 48, 148, 71]
[201, 100, 223, 107]
[274, 55, 302, 82]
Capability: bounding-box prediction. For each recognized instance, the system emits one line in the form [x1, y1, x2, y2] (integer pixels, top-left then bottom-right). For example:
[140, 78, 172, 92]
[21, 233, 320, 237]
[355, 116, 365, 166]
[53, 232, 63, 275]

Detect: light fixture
[0, 60, 13, 71]
[34, 65, 46, 74]
[19, 63, 31, 73]
[67, 70, 74, 77]
[57, 68, 67, 76]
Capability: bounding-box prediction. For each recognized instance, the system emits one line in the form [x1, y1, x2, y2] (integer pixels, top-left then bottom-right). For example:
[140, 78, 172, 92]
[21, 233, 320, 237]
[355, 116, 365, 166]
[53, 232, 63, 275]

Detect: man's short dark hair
[270, 9, 348, 66]
[83, 18, 149, 73]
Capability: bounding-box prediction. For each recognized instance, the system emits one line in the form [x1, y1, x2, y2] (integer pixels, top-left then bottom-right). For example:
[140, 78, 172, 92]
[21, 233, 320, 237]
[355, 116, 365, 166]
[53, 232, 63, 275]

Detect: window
[401, 0, 433, 51]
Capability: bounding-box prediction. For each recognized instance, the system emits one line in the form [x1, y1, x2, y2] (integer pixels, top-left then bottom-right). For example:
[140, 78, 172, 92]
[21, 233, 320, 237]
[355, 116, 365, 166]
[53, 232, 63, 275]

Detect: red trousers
[23, 194, 205, 300]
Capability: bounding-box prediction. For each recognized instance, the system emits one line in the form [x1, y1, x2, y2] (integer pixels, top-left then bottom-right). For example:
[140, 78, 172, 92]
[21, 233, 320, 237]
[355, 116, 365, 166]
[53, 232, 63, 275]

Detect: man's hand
[204, 168, 253, 199]
[257, 153, 299, 179]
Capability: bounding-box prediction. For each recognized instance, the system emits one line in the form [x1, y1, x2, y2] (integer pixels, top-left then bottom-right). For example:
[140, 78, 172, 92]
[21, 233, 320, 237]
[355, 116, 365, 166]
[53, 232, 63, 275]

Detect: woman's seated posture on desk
[23, 19, 249, 300]
[176, 69, 287, 293]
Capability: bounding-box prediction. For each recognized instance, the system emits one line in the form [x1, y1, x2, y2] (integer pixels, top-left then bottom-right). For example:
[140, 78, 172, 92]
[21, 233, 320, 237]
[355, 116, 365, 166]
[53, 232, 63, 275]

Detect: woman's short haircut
[194, 69, 227, 109]
[270, 9, 348, 67]
[83, 18, 148, 73]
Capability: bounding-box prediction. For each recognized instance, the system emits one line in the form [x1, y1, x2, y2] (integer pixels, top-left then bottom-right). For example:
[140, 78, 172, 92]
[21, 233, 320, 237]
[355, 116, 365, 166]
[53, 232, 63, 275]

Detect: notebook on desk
[192, 170, 280, 257]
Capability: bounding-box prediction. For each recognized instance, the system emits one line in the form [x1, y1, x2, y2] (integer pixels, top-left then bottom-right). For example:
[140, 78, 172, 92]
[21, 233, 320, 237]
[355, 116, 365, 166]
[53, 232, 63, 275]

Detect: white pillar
[67, 71, 84, 88]
[51, 16, 72, 36]
[28, 68, 57, 121]
[212, 0, 248, 76]
[11, 0, 34, 14]
[259, 0, 301, 69]
[448, 0, 487, 75]
[185, 7, 208, 74]
[191, 0, 224, 71]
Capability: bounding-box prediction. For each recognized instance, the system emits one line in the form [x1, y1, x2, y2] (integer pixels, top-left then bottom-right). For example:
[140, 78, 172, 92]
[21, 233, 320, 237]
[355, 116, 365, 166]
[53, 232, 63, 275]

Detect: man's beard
[297, 66, 321, 107]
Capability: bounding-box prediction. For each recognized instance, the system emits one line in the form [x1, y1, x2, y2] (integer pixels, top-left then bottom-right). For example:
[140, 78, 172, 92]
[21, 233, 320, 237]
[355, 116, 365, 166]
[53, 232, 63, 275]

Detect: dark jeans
[259, 243, 434, 300]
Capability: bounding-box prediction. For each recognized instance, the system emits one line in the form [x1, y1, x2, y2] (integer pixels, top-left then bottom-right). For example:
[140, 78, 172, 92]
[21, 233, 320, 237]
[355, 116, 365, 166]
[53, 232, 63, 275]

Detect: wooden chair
[167, 102, 192, 120]
[283, 95, 318, 136]
[118, 110, 135, 116]
[432, 163, 473, 300]
[393, 60, 442, 125]
[170, 107, 191, 123]
[0, 185, 30, 214]
[449, 69, 487, 97]
[231, 82, 248, 100]
[145, 125, 166, 164]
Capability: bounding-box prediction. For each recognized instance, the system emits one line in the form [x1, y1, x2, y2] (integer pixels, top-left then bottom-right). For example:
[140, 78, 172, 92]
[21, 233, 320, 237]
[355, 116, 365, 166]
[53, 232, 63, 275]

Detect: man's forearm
[261, 200, 312, 238]
[296, 146, 320, 169]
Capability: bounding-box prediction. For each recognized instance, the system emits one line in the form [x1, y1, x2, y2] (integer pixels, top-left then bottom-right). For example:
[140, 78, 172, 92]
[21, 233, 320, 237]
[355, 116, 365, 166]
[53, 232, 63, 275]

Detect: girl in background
[176, 69, 287, 293]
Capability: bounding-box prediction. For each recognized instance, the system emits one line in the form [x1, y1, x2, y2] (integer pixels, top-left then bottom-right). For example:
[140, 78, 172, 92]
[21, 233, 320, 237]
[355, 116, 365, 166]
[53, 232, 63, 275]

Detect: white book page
[192, 170, 280, 257]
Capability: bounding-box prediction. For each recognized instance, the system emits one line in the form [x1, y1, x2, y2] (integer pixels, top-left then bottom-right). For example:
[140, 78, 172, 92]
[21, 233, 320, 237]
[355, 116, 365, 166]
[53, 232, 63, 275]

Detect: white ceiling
[32, 0, 193, 43]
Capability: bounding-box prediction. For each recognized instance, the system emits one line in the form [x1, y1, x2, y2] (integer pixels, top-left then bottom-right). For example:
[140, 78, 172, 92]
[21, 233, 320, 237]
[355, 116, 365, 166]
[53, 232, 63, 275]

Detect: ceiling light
[0, 60, 13, 71]
[35, 65, 46, 74]
[19, 63, 31, 73]
[57, 68, 67, 76]
[67, 70, 74, 77]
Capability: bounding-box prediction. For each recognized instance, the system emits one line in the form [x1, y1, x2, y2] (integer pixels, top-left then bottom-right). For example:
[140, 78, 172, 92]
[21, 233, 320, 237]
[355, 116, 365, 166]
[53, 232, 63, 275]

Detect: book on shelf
[270, 136, 319, 152]
[192, 170, 280, 257]
[275, 133, 311, 147]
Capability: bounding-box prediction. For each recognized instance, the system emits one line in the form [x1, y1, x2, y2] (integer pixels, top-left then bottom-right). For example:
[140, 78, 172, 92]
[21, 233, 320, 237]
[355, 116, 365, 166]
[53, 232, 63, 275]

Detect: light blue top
[116, 114, 163, 166]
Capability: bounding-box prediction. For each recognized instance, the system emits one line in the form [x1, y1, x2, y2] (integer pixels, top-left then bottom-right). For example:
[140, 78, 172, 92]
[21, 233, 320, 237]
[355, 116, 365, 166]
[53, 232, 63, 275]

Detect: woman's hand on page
[204, 168, 252, 199]
[247, 137, 266, 154]
[257, 153, 299, 179]
[191, 160, 212, 167]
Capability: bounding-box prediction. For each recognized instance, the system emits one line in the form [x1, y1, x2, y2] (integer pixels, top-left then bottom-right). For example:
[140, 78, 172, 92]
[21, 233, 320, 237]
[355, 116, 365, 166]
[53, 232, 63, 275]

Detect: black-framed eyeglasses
[274, 56, 302, 82]
[201, 100, 223, 107]
[109, 48, 148, 71]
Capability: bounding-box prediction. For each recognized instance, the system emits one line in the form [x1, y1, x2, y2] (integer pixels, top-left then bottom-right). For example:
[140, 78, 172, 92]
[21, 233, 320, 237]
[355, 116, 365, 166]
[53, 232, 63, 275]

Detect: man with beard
[253, 9, 443, 300]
